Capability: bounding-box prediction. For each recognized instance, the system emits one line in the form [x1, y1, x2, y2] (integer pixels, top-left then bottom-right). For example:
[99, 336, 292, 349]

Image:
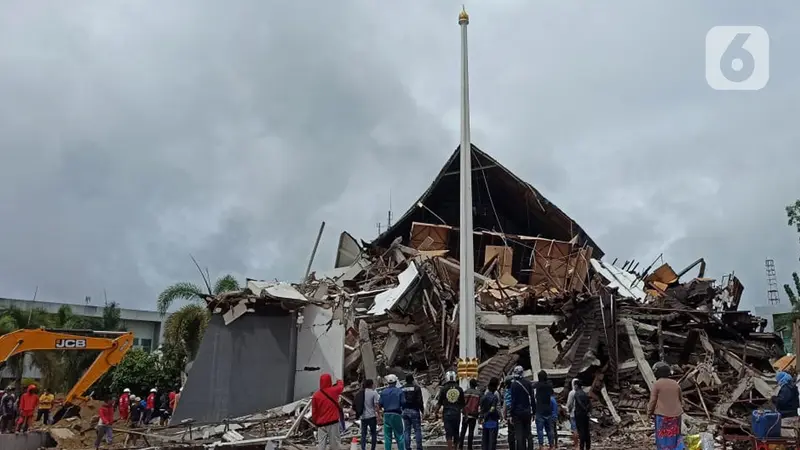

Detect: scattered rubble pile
[152, 219, 787, 449]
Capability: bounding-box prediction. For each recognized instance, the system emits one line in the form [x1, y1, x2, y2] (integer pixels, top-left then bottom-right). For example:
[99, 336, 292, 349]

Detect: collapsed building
[142, 146, 785, 448]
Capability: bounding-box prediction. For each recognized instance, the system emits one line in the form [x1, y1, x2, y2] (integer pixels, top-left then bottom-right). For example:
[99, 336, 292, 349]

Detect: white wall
[294, 304, 345, 400]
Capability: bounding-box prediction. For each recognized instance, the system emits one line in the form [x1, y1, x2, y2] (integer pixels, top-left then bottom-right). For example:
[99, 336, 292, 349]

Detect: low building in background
[0, 297, 164, 382]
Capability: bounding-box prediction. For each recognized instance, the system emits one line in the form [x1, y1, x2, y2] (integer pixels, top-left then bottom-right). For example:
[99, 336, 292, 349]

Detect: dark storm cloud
[0, 1, 798, 312]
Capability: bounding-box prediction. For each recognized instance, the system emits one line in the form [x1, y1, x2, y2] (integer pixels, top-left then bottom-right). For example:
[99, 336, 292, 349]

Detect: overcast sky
[0, 2, 798, 313]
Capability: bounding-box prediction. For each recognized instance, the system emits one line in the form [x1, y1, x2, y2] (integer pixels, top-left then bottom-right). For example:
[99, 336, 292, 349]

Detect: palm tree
[157, 270, 239, 364]
[157, 274, 240, 315]
[164, 304, 210, 361]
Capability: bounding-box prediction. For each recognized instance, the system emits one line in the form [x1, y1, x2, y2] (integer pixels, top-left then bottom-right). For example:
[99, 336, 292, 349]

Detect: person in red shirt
[311, 373, 345, 450]
[145, 388, 156, 425]
[16, 385, 38, 433]
[118, 388, 131, 422]
[95, 398, 114, 449]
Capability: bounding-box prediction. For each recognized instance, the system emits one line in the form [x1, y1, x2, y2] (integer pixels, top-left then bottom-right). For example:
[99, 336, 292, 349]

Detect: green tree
[157, 265, 239, 365]
[164, 304, 210, 361]
[157, 274, 240, 315]
[109, 344, 185, 396]
[0, 306, 53, 393]
[787, 200, 800, 311]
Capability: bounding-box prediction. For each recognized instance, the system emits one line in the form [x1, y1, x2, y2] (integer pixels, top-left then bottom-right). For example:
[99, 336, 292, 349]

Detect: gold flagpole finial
[458, 6, 469, 25]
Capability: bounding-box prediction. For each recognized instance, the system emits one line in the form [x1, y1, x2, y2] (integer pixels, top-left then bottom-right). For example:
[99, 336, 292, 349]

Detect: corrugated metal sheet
[591, 259, 646, 300]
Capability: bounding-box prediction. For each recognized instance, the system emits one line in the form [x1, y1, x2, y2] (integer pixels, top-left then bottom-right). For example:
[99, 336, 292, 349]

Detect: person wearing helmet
[118, 388, 131, 423]
[434, 371, 464, 450]
[125, 397, 143, 447]
[16, 384, 39, 433]
[379, 374, 405, 450]
[145, 388, 157, 425]
[508, 366, 533, 450]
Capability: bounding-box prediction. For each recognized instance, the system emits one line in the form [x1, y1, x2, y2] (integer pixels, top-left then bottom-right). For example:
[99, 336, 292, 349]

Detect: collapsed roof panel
[372, 145, 603, 258]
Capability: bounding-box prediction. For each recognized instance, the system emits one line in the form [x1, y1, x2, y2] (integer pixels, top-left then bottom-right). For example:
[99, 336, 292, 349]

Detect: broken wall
[294, 304, 345, 400]
[172, 314, 294, 423]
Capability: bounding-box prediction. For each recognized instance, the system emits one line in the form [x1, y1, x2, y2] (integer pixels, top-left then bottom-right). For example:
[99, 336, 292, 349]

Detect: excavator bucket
[51, 402, 81, 423]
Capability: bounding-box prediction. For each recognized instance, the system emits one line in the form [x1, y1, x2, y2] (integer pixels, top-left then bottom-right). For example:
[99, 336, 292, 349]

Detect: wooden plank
[601, 385, 622, 424]
[358, 320, 378, 382]
[410, 222, 450, 250]
[485, 245, 513, 275]
[713, 376, 752, 416]
[623, 319, 657, 389]
[528, 325, 541, 376]
[477, 312, 562, 330]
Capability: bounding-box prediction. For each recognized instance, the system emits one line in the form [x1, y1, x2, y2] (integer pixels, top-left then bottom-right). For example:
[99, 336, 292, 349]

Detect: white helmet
[150, 388, 157, 393]
[445, 371, 457, 382]
[385, 374, 398, 384]
[123, 388, 131, 393]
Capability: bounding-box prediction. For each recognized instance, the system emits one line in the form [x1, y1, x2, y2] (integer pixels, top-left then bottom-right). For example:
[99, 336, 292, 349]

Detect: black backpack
[574, 390, 591, 417]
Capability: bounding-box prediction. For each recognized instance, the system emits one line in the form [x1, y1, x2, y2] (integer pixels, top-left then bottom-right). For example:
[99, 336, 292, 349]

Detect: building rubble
[153, 147, 787, 448]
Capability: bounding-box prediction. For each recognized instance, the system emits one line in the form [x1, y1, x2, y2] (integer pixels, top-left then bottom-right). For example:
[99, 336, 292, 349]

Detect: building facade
[0, 297, 164, 380]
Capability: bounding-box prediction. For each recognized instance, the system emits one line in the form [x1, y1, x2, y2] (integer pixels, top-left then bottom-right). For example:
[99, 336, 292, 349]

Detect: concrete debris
[156, 220, 787, 448]
[159, 148, 788, 446]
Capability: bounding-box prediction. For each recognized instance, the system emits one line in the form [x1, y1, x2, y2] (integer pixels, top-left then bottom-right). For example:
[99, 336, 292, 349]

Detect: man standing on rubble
[434, 371, 464, 450]
[401, 374, 424, 450]
[508, 366, 533, 450]
[458, 379, 481, 450]
[379, 374, 405, 450]
[312, 373, 345, 450]
[532, 371, 555, 449]
[145, 388, 157, 425]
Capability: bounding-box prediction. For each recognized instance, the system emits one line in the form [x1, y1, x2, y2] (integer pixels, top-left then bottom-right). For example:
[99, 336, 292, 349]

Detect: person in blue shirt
[502, 377, 515, 450]
[549, 394, 559, 447]
[480, 378, 502, 450]
[379, 375, 405, 450]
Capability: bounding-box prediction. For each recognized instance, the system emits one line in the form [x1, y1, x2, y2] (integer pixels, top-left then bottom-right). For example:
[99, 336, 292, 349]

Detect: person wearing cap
[647, 362, 683, 450]
[37, 387, 55, 425]
[434, 371, 464, 450]
[508, 365, 533, 450]
[125, 397, 143, 447]
[379, 374, 405, 450]
[118, 388, 131, 423]
[145, 388, 157, 425]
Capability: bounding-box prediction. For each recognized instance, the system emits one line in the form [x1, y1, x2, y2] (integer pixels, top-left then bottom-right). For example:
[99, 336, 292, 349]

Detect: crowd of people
[0, 385, 56, 433]
[309, 367, 593, 450]
[0, 383, 183, 449]
[99, 385, 182, 449]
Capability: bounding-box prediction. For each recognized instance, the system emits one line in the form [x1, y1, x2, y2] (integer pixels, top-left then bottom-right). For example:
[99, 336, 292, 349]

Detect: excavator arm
[0, 328, 134, 419]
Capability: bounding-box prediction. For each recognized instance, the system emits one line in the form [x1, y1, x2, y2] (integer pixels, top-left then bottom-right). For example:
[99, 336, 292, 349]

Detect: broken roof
[372, 144, 603, 257]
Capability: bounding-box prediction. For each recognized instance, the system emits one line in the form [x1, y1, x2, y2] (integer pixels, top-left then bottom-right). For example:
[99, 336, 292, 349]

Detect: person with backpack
[508, 366, 534, 450]
[401, 374, 424, 450]
[353, 379, 379, 450]
[0, 386, 16, 433]
[458, 379, 481, 450]
[434, 371, 464, 450]
[566, 379, 580, 450]
[573, 380, 592, 450]
[311, 373, 345, 450]
[479, 377, 502, 450]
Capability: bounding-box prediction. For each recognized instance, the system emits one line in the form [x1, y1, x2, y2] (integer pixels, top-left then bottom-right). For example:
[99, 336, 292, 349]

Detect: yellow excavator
[0, 327, 134, 422]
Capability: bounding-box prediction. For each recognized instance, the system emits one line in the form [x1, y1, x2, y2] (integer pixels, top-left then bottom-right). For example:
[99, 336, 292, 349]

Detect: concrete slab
[0, 431, 56, 450]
